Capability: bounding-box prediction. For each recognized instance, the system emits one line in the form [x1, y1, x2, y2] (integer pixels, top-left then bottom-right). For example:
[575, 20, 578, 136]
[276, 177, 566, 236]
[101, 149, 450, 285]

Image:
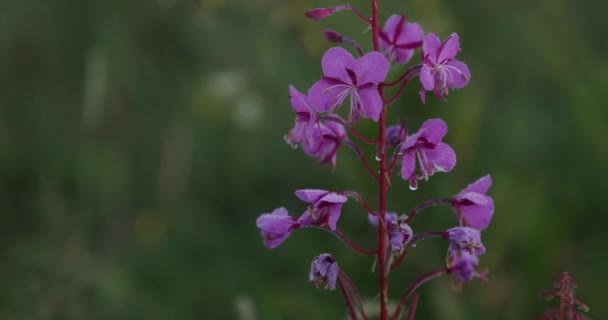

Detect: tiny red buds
[324, 29, 343, 42]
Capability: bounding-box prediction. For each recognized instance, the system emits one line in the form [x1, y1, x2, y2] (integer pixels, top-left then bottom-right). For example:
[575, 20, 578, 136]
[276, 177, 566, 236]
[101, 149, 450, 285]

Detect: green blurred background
[0, 0, 606, 319]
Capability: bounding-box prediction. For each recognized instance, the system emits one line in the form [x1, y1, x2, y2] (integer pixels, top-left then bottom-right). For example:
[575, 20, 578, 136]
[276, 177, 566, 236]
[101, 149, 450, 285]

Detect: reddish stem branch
[341, 191, 377, 215]
[340, 271, 369, 320]
[344, 140, 379, 183]
[391, 268, 448, 320]
[391, 231, 445, 270]
[339, 278, 359, 320]
[384, 79, 409, 105]
[334, 229, 377, 255]
[321, 114, 380, 144]
[404, 198, 452, 223]
[406, 293, 419, 320]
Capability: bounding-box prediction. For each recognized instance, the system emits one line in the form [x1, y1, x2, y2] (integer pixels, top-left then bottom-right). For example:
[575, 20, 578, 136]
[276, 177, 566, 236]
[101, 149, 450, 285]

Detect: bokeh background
[1, 0, 606, 319]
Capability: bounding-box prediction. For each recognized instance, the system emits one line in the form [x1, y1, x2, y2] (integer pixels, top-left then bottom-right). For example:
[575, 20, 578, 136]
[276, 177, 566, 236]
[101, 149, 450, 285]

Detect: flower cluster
[256, 3, 492, 319]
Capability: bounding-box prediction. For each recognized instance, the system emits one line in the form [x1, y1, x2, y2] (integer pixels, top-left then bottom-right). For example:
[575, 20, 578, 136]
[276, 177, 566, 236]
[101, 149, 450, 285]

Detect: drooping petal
[401, 151, 417, 180]
[326, 203, 343, 231]
[256, 207, 299, 249]
[419, 65, 435, 91]
[422, 33, 442, 59]
[308, 78, 348, 112]
[327, 262, 340, 290]
[423, 142, 456, 173]
[358, 86, 383, 121]
[438, 33, 461, 63]
[459, 196, 494, 230]
[353, 51, 390, 84]
[382, 15, 403, 42]
[289, 85, 312, 113]
[295, 189, 328, 203]
[321, 47, 356, 84]
[446, 60, 470, 89]
[460, 175, 492, 195]
[318, 192, 348, 205]
[419, 118, 448, 146]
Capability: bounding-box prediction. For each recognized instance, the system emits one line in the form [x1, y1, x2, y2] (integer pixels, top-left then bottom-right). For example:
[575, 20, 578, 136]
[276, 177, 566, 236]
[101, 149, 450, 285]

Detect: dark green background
[0, 0, 606, 319]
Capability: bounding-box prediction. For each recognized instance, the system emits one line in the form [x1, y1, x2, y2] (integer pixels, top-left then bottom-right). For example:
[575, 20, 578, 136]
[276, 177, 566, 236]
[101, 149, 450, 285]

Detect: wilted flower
[309, 253, 340, 290]
[256, 207, 300, 249]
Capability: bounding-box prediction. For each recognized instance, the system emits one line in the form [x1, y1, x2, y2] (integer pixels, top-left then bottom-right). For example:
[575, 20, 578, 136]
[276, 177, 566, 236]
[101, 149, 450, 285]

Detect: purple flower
[368, 213, 413, 253]
[379, 15, 424, 64]
[386, 124, 407, 147]
[256, 207, 300, 249]
[452, 175, 494, 230]
[419, 33, 471, 104]
[399, 118, 456, 188]
[309, 47, 389, 123]
[302, 121, 347, 168]
[447, 251, 484, 288]
[284, 85, 321, 151]
[444, 227, 486, 256]
[309, 254, 340, 290]
[295, 189, 347, 231]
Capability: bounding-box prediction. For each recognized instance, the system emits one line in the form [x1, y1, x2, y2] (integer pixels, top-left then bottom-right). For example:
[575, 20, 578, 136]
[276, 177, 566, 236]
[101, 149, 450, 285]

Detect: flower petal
[358, 86, 383, 121]
[322, 47, 356, 84]
[446, 60, 470, 89]
[308, 79, 347, 112]
[424, 142, 456, 173]
[419, 118, 448, 145]
[354, 51, 389, 84]
[461, 175, 492, 195]
[326, 203, 343, 231]
[438, 33, 461, 62]
[396, 23, 424, 48]
[422, 33, 441, 58]
[401, 151, 417, 180]
[295, 189, 328, 203]
[460, 196, 494, 230]
[289, 85, 312, 113]
[419, 64, 435, 91]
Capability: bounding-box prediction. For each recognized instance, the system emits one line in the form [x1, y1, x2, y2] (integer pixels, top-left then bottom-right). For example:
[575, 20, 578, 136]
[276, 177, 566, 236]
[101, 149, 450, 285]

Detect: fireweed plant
[537, 272, 590, 320]
[256, 2, 494, 319]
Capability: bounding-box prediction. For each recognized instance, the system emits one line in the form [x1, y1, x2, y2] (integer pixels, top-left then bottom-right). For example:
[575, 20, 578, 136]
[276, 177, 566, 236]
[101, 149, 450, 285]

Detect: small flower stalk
[537, 272, 590, 320]
[255, 1, 491, 319]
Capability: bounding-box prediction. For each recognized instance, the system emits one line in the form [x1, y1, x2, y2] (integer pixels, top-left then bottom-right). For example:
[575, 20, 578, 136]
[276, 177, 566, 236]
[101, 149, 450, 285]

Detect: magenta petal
[438, 33, 461, 62]
[422, 33, 441, 59]
[327, 262, 339, 290]
[462, 175, 492, 195]
[424, 142, 456, 173]
[321, 47, 356, 84]
[354, 51, 389, 84]
[419, 118, 448, 145]
[401, 151, 416, 180]
[460, 197, 494, 230]
[289, 85, 310, 113]
[382, 15, 402, 40]
[419, 64, 435, 91]
[396, 23, 424, 47]
[447, 60, 470, 89]
[308, 79, 344, 112]
[358, 87, 382, 121]
[295, 189, 328, 203]
[327, 204, 343, 231]
[318, 192, 348, 204]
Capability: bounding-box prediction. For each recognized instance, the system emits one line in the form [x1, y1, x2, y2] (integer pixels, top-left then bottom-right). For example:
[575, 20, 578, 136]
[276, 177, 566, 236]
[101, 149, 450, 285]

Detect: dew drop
[409, 180, 418, 191]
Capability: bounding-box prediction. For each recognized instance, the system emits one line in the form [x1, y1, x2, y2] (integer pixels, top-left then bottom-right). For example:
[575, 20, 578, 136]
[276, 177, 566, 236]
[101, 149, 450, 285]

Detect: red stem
[558, 277, 566, 320]
[406, 293, 419, 320]
[320, 114, 379, 144]
[334, 229, 377, 255]
[391, 231, 445, 270]
[404, 198, 452, 223]
[384, 79, 409, 105]
[391, 268, 448, 320]
[371, 1, 389, 319]
[343, 140, 379, 183]
[340, 271, 369, 320]
[339, 277, 359, 320]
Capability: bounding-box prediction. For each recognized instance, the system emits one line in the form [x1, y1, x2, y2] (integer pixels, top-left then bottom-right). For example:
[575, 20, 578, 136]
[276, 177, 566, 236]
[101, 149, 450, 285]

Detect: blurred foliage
[0, 0, 606, 319]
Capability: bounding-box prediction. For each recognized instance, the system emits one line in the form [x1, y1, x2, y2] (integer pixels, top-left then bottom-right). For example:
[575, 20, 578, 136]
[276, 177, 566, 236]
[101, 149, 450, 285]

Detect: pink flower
[379, 15, 424, 64]
[256, 207, 300, 249]
[419, 33, 470, 103]
[309, 47, 389, 123]
[453, 175, 494, 230]
[295, 189, 348, 231]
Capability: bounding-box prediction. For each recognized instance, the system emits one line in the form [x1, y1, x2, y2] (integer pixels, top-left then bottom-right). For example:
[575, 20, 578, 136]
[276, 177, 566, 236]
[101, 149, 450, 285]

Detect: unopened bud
[305, 7, 334, 20]
[323, 29, 343, 42]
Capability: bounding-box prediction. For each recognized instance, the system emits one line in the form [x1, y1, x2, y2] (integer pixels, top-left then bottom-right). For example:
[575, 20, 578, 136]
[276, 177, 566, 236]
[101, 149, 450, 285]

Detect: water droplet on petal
[409, 180, 418, 191]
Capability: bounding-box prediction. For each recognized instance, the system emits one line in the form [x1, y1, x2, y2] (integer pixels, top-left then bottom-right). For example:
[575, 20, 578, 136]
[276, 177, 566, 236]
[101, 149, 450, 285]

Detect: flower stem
[391, 268, 448, 320]
[406, 293, 419, 320]
[371, 1, 389, 319]
[338, 277, 359, 320]
[404, 198, 452, 223]
[340, 270, 369, 320]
